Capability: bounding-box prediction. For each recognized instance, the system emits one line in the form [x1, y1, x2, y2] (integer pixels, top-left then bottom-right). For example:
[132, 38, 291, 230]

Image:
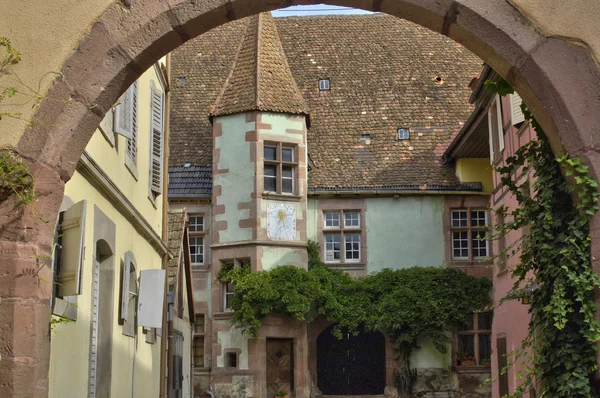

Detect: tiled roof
[168, 165, 212, 198]
[170, 13, 483, 190]
[166, 210, 186, 293]
[211, 13, 309, 118]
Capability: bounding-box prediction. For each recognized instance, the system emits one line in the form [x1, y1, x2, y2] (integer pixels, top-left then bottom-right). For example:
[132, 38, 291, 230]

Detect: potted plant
[456, 352, 477, 366]
[481, 358, 491, 367]
[274, 389, 289, 398]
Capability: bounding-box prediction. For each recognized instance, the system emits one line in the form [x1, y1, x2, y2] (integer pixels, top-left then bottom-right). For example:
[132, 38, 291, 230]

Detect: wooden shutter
[113, 87, 133, 139]
[510, 93, 525, 125]
[150, 84, 164, 194]
[121, 251, 133, 321]
[57, 200, 86, 297]
[137, 269, 166, 328]
[497, 336, 509, 397]
[126, 81, 139, 164]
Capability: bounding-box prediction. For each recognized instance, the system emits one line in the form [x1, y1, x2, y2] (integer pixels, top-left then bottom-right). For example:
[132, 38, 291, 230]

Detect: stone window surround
[455, 311, 493, 369]
[443, 196, 492, 269]
[317, 198, 367, 269]
[263, 141, 299, 195]
[450, 208, 489, 261]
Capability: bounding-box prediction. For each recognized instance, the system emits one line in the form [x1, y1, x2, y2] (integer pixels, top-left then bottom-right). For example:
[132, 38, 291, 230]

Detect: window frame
[193, 314, 205, 367]
[456, 311, 493, 367]
[319, 78, 330, 91]
[450, 208, 490, 262]
[263, 142, 298, 195]
[223, 281, 235, 312]
[188, 214, 205, 267]
[322, 210, 362, 264]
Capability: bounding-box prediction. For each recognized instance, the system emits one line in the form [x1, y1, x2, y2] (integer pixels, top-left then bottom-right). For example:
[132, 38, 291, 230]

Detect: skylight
[319, 79, 330, 91]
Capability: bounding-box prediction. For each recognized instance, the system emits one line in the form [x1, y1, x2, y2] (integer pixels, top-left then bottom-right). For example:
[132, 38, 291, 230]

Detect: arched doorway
[317, 326, 386, 396]
[2, 1, 600, 397]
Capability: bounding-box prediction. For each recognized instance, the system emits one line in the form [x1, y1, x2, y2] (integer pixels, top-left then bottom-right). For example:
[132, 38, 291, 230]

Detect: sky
[272, 4, 375, 17]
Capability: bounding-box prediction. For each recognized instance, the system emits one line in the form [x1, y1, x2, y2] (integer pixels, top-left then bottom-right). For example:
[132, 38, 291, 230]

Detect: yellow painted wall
[49, 64, 166, 397]
[86, 64, 164, 234]
[455, 158, 494, 193]
[49, 172, 163, 398]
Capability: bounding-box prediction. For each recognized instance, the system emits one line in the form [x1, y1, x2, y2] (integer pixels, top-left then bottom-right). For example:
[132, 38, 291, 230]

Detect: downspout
[160, 52, 172, 398]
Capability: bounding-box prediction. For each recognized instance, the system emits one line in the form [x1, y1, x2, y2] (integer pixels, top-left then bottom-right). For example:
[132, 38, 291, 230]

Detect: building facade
[169, 13, 495, 398]
[444, 66, 535, 397]
[48, 59, 194, 398]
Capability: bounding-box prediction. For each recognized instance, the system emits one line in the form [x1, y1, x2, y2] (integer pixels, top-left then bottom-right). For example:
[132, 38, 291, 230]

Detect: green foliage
[219, 244, 491, 393]
[486, 80, 600, 397]
[0, 150, 36, 204]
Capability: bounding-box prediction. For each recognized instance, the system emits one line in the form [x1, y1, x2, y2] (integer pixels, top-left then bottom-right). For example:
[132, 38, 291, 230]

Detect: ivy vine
[219, 242, 491, 394]
[486, 79, 600, 397]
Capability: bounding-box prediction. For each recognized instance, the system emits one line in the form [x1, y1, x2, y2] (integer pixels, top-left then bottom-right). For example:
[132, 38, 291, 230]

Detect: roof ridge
[255, 12, 263, 110]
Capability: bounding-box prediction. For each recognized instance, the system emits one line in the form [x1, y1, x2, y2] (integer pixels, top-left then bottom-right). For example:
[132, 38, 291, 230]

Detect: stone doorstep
[322, 396, 386, 398]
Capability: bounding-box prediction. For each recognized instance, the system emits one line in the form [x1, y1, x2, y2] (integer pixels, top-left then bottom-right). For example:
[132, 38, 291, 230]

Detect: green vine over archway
[486, 79, 600, 397]
[219, 245, 491, 394]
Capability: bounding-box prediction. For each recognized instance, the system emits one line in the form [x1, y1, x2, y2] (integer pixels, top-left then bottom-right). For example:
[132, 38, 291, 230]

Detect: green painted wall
[306, 196, 446, 271]
[365, 196, 446, 271]
[260, 246, 304, 271]
[214, 113, 255, 243]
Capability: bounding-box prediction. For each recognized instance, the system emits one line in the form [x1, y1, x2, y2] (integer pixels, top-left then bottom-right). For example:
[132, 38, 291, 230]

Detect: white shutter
[487, 111, 494, 164]
[137, 269, 166, 328]
[113, 87, 133, 139]
[57, 200, 86, 297]
[496, 98, 504, 152]
[126, 81, 139, 164]
[150, 84, 164, 194]
[121, 251, 133, 321]
[510, 93, 525, 125]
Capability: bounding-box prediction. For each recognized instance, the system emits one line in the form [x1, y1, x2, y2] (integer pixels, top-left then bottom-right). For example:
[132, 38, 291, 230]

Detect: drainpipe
[159, 52, 171, 398]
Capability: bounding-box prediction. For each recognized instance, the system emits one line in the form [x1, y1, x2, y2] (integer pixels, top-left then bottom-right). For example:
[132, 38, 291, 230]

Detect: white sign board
[137, 269, 166, 328]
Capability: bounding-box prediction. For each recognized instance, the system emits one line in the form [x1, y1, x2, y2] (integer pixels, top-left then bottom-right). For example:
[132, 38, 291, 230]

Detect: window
[319, 79, 330, 91]
[488, 96, 504, 162]
[397, 128, 410, 140]
[451, 209, 489, 261]
[193, 314, 205, 367]
[188, 215, 205, 267]
[223, 282, 234, 311]
[264, 143, 297, 194]
[190, 237, 204, 265]
[149, 82, 165, 200]
[226, 352, 238, 368]
[323, 210, 362, 263]
[456, 312, 492, 366]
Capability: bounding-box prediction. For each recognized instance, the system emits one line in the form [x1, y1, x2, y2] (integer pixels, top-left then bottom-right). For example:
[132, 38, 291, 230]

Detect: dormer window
[398, 128, 410, 140]
[319, 79, 330, 91]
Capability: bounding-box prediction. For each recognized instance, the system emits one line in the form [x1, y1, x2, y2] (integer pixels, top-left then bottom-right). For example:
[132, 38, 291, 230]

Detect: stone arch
[2, 1, 600, 396]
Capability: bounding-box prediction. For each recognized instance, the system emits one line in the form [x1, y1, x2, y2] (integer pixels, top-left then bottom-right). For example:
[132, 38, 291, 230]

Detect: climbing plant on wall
[486, 79, 600, 397]
[219, 242, 491, 394]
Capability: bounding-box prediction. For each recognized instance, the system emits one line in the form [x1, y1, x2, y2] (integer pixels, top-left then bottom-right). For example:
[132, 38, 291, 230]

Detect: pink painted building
[444, 65, 537, 397]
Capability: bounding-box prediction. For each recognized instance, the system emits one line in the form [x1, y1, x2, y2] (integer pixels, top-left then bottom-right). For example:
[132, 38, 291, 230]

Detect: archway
[2, 1, 600, 397]
[317, 325, 386, 396]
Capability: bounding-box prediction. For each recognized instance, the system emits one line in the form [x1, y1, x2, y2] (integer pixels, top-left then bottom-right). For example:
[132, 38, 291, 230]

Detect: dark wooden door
[497, 336, 509, 397]
[317, 326, 386, 395]
[267, 339, 294, 398]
